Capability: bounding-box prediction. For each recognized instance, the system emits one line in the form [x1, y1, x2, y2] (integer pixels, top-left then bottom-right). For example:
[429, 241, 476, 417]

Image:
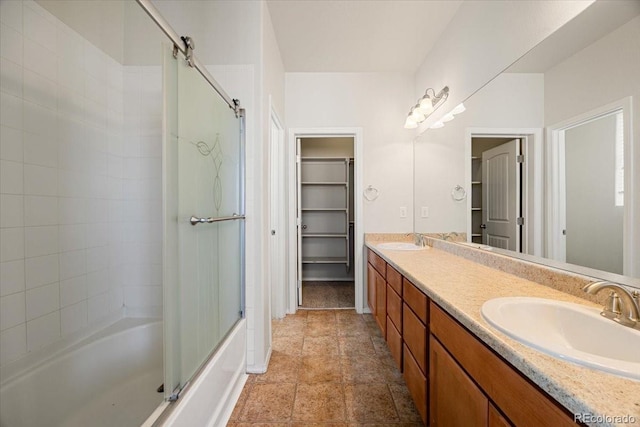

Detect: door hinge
[516, 217, 524, 226]
[516, 155, 525, 163]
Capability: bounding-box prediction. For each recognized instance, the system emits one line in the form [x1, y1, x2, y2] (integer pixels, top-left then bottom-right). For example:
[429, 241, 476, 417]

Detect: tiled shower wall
[0, 0, 162, 367]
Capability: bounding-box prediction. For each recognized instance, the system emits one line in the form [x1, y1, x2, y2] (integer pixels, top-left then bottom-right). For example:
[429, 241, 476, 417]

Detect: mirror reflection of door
[482, 139, 522, 251]
[560, 111, 624, 274]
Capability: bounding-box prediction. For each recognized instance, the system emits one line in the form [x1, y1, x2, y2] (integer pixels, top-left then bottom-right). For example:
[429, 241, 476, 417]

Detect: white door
[269, 113, 286, 318]
[482, 139, 521, 251]
[296, 138, 303, 306]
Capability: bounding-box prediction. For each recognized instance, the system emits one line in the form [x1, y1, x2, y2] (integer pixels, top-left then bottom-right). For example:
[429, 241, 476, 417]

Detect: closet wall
[300, 137, 354, 281]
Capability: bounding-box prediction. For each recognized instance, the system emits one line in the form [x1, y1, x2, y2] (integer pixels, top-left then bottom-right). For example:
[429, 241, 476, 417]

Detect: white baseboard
[246, 345, 272, 374]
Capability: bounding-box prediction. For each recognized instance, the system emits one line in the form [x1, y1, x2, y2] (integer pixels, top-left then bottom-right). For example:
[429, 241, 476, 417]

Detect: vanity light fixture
[430, 121, 445, 129]
[404, 86, 449, 129]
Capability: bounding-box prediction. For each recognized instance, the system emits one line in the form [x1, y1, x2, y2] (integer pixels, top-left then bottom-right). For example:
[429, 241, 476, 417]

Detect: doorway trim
[287, 127, 364, 314]
[465, 127, 544, 256]
[546, 96, 634, 276]
[268, 100, 286, 319]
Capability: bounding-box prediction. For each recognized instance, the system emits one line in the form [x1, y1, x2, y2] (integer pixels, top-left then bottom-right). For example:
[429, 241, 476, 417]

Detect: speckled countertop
[365, 236, 640, 427]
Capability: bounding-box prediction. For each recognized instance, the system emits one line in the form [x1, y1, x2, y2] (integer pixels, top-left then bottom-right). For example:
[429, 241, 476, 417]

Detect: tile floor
[228, 310, 424, 426]
[300, 282, 355, 309]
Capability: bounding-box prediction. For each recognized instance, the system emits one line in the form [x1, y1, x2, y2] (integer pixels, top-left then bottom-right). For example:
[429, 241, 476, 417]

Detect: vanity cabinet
[367, 250, 386, 336]
[430, 302, 576, 427]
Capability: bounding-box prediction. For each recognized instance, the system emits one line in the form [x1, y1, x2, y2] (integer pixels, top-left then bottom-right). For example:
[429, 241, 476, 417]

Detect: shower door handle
[190, 213, 245, 226]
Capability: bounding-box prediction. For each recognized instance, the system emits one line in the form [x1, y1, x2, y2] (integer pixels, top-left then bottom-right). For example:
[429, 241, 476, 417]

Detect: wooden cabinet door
[367, 263, 376, 315]
[375, 270, 386, 336]
[489, 403, 512, 427]
[430, 336, 488, 427]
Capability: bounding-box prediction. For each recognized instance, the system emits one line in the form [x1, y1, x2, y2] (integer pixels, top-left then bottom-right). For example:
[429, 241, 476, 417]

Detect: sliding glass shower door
[164, 45, 244, 398]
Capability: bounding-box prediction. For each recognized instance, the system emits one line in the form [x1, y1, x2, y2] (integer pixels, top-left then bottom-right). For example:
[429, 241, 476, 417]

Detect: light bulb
[404, 116, 418, 129]
[430, 121, 444, 129]
[410, 106, 425, 122]
[451, 103, 466, 115]
[418, 96, 434, 115]
[441, 113, 455, 122]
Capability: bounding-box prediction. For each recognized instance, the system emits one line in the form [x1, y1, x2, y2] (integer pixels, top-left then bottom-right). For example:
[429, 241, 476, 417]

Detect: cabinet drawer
[367, 249, 386, 277]
[403, 344, 427, 424]
[386, 284, 402, 331]
[386, 265, 402, 295]
[403, 303, 426, 374]
[430, 303, 575, 427]
[403, 278, 427, 323]
[386, 316, 402, 370]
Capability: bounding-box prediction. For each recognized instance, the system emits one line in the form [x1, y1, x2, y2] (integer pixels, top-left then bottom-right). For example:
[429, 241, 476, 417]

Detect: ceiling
[267, 0, 463, 73]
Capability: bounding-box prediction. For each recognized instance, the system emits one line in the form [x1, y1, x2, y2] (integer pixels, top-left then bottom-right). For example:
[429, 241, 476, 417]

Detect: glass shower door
[163, 45, 244, 398]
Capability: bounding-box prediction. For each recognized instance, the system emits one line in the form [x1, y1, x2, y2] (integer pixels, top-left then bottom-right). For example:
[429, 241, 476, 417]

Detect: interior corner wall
[543, 15, 640, 276]
[413, 0, 593, 131]
[285, 72, 415, 233]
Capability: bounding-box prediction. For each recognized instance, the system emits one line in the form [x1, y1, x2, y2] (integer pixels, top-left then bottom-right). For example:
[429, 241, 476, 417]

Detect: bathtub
[0, 318, 164, 427]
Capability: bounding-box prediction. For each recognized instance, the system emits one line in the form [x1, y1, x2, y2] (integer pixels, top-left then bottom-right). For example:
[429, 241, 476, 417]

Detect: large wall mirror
[413, 1, 640, 288]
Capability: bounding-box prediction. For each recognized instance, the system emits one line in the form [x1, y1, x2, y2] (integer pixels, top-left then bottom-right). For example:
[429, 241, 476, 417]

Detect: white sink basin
[376, 242, 426, 251]
[481, 297, 640, 380]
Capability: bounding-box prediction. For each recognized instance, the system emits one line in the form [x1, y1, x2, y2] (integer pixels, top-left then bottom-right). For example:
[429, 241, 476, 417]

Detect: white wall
[285, 72, 415, 233]
[413, 0, 592, 131]
[544, 15, 640, 276]
[414, 73, 544, 233]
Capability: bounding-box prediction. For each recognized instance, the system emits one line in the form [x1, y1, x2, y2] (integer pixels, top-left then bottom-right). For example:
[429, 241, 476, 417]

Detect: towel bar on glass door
[190, 213, 245, 226]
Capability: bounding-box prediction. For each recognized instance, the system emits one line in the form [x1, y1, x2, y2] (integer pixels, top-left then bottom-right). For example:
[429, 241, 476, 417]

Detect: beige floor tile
[229, 382, 253, 421]
[292, 382, 346, 422]
[272, 334, 304, 356]
[305, 321, 338, 336]
[302, 335, 340, 356]
[240, 383, 296, 422]
[306, 310, 338, 322]
[299, 355, 342, 383]
[388, 382, 423, 423]
[340, 355, 387, 383]
[255, 352, 301, 383]
[338, 335, 377, 357]
[344, 384, 399, 422]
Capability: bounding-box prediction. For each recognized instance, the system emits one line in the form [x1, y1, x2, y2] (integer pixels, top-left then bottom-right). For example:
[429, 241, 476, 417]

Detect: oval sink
[377, 242, 426, 251]
[481, 297, 640, 380]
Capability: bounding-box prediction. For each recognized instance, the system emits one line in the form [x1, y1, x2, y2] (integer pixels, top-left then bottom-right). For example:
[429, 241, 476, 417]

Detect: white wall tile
[23, 69, 57, 110]
[23, 4, 57, 53]
[26, 310, 60, 351]
[58, 197, 85, 224]
[85, 223, 108, 248]
[87, 292, 109, 323]
[60, 300, 87, 336]
[0, 92, 22, 129]
[59, 249, 85, 280]
[24, 165, 58, 196]
[0, 23, 22, 65]
[26, 282, 59, 320]
[0, 1, 22, 33]
[24, 196, 58, 226]
[1, 57, 23, 97]
[25, 254, 58, 289]
[0, 227, 24, 262]
[0, 160, 23, 194]
[59, 224, 86, 252]
[23, 38, 56, 82]
[0, 291, 25, 331]
[85, 246, 107, 273]
[0, 323, 26, 365]
[87, 269, 108, 297]
[110, 286, 123, 311]
[24, 226, 58, 258]
[23, 131, 58, 168]
[0, 259, 25, 296]
[23, 100, 56, 136]
[60, 275, 86, 307]
[58, 87, 85, 121]
[0, 194, 23, 228]
[57, 25, 83, 66]
[0, 126, 23, 162]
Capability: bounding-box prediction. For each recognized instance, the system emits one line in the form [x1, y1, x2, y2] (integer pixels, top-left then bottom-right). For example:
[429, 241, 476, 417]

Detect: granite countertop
[365, 239, 640, 427]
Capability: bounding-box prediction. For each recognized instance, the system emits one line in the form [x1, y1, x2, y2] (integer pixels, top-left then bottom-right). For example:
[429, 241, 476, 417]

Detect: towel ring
[451, 185, 466, 202]
[364, 185, 379, 201]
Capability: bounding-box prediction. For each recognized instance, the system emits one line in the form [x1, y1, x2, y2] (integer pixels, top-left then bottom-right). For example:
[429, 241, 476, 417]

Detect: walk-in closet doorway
[286, 129, 364, 314]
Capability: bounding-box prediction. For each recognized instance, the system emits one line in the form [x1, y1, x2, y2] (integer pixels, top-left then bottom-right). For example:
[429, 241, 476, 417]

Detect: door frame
[465, 127, 544, 256]
[547, 96, 634, 276]
[268, 100, 286, 319]
[287, 127, 364, 314]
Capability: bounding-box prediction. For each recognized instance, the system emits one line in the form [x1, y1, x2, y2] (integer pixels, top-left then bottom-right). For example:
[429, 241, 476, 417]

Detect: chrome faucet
[583, 281, 640, 330]
[414, 233, 427, 247]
